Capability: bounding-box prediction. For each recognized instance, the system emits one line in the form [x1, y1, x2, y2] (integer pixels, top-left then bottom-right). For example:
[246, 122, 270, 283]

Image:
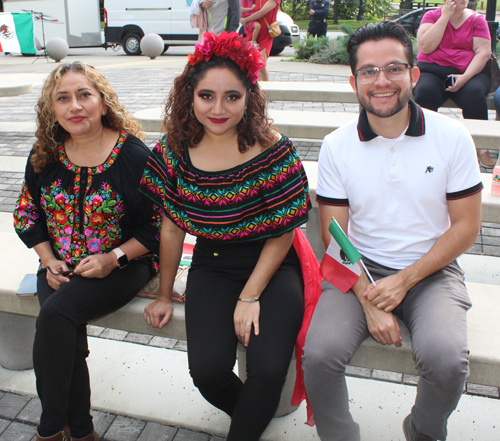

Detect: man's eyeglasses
[355, 63, 410, 84]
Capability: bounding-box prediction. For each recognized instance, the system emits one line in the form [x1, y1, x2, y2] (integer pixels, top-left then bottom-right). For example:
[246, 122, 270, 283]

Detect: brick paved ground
[1, 67, 499, 440]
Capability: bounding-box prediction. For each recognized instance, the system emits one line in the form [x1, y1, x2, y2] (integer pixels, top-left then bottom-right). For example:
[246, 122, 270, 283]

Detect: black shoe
[402, 414, 436, 441]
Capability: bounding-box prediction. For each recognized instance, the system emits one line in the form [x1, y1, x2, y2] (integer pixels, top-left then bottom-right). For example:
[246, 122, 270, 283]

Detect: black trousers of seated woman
[34, 261, 151, 438]
[413, 61, 491, 120]
[185, 239, 304, 441]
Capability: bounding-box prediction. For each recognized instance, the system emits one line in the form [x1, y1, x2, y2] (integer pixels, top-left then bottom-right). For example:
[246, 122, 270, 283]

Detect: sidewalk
[1, 50, 500, 441]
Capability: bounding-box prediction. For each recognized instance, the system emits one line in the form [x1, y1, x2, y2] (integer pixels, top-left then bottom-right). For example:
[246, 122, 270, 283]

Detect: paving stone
[372, 370, 403, 383]
[0, 421, 36, 441]
[149, 336, 178, 349]
[104, 415, 146, 441]
[402, 374, 419, 386]
[0, 393, 30, 419]
[16, 398, 41, 424]
[99, 328, 128, 341]
[345, 366, 371, 379]
[124, 333, 153, 345]
[173, 429, 211, 440]
[137, 422, 177, 440]
[466, 383, 500, 398]
[0, 419, 10, 436]
[174, 340, 188, 352]
[87, 325, 105, 337]
[91, 410, 116, 438]
[209, 436, 226, 441]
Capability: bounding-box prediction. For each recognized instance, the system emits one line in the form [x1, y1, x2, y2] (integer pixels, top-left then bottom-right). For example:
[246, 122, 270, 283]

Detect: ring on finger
[245, 322, 251, 326]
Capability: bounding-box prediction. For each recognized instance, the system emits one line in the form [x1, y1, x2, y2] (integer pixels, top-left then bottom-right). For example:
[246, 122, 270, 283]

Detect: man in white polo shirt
[303, 22, 482, 441]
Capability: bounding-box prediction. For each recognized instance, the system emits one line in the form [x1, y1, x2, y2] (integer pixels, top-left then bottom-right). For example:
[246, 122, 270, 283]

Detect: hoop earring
[189, 108, 195, 119]
[242, 107, 247, 123]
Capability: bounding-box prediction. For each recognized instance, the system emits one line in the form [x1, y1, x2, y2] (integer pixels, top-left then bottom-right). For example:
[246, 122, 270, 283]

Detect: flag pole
[359, 259, 376, 286]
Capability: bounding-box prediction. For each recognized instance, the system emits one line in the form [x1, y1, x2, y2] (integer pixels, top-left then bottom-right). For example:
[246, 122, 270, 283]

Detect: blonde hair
[31, 61, 145, 173]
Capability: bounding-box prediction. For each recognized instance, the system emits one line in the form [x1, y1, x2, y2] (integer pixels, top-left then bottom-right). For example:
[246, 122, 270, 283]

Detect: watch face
[118, 254, 128, 268]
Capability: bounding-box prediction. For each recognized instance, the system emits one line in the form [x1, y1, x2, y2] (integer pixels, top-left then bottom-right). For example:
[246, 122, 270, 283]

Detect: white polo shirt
[316, 100, 483, 269]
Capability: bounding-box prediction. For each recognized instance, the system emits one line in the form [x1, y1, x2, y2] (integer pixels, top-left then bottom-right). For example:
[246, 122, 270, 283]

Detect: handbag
[488, 54, 500, 94]
[260, 0, 281, 38]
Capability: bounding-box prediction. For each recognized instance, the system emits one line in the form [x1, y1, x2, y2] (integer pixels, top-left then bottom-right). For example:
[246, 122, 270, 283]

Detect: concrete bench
[259, 81, 499, 116]
[1, 226, 500, 399]
[134, 108, 500, 151]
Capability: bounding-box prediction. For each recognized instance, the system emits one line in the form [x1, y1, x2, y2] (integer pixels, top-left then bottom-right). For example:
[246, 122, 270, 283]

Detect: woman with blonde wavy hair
[13, 61, 162, 441]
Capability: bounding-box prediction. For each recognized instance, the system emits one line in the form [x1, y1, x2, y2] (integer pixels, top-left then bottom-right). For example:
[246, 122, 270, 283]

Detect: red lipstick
[68, 116, 85, 123]
[208, 118, 229, 124]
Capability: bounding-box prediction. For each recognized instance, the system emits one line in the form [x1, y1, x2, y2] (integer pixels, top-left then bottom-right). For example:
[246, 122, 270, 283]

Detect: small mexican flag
[0, 13, 36, 54]
[320, 218, 362, 293]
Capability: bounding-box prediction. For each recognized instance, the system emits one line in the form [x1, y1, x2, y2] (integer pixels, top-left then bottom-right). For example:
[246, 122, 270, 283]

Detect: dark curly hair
[31, 61, 145, 173]
[163, 56, 277, 154]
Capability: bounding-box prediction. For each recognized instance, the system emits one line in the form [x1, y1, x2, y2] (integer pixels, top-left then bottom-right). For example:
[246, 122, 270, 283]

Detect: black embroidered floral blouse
[13, 132, 162, 273]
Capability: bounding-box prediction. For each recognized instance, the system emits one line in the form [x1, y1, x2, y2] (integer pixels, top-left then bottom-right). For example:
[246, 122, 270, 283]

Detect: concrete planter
[0, 312, 35, 370]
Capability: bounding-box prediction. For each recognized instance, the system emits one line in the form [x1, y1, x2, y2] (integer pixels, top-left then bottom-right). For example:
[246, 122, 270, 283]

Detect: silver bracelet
[238, 298, 259, 302]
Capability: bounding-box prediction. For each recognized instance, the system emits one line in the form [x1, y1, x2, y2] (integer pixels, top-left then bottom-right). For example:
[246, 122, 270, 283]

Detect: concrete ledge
[0, 83, 33, 97]
[259, 81, 497, 111]
[133, 108, 500, 151]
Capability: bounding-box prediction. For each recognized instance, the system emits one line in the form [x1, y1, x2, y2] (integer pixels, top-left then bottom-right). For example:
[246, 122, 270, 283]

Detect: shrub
[293, 35, 331, 60]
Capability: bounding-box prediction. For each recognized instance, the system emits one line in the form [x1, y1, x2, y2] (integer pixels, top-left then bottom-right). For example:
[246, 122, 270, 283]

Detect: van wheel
[162, 45, 169, 54]
[122, 33, 142, 56]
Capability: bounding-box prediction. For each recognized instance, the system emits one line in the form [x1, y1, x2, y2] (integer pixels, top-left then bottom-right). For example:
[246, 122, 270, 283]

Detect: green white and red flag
[320, 218, 375, 293]
[0, 13, 36, 54]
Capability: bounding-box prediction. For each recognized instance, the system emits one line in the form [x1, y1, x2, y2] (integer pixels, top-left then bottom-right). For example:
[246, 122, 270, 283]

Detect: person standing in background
[201, 0, 241, 34]
[308, 0, 329, 38]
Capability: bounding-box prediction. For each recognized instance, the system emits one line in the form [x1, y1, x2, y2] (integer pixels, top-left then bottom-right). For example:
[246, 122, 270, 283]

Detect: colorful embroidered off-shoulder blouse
[13, 132, 162, 272]
[139, 135, 311, 242]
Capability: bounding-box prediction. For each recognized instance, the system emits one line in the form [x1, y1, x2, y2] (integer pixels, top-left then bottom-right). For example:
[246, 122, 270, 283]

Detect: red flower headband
[188, 31, 265, 84]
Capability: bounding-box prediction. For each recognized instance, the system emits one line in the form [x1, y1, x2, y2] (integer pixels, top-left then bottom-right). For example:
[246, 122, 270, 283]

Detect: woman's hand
[73, 253, 118, 279]
[441, 0, 456, 20]
[234, 300, 260, 347]
[45, 259, 72, 290]
[144, 297, 174, 329]
[446, 74, 466, 92]
[240, 17, 249, 27]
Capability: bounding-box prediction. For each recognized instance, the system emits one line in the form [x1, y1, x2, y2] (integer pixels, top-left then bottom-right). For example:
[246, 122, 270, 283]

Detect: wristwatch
[112, 247, 128, 269]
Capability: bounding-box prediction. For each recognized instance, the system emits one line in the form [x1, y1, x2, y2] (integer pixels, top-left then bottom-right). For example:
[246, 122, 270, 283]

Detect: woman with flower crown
[141, 31, 320, 440]
[13, 61, 162, 441]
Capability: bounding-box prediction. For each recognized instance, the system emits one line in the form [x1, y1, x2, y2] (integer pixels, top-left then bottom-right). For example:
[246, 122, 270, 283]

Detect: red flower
[84, 205, 93, 214]
[90, 212, 105, 226]
[54, 210, 67, 224]
[102, 236, 111, 246]
[55, 193, 65, 205]
[98, 228, 107, 236]
[74, 248, 82, 257]
[64, 203, 73, 213]
[18, 195, 30, 209]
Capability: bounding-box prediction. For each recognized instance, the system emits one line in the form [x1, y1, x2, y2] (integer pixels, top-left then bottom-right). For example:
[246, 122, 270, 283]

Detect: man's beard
[357, 87, 411, 118]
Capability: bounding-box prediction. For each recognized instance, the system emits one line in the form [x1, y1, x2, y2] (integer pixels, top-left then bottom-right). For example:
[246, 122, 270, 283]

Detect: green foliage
[362, 0, 392, 20]
[293, 25, 355, 65]
[293, 35, 331, 60]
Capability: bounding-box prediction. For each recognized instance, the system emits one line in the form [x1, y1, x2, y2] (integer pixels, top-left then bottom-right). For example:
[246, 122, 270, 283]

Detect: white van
[104, 0, 300, 56]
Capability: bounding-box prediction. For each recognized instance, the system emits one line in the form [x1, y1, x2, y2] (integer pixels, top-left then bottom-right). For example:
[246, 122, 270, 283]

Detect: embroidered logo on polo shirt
[425, 166, 434, 173]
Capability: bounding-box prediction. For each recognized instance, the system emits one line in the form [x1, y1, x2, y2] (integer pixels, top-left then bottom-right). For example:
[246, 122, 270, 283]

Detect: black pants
[414, 61, 491, 120]
[34, 262, 151, 438]
[185, 239, 304, 441]
[308, 20, 327, 38]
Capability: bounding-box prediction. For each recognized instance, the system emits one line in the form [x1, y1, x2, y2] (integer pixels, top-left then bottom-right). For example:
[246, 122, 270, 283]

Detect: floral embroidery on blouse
[14, 132, 161, 271]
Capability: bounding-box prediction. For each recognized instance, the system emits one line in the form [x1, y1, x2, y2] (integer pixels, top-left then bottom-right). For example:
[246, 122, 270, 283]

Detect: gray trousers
[303, 258, 471, 441]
